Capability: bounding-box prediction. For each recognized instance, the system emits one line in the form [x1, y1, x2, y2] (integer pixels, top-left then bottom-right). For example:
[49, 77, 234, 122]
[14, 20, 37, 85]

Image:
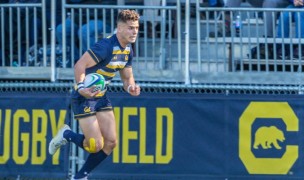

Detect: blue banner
[89, 93, 304, 179]
[1, 91, 304, 179]
[0, 92, 70, 178]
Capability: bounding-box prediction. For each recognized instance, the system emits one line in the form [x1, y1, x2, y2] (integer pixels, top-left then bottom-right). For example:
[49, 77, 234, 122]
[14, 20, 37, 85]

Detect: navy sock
[63, 130, 85, 149]
[74, 150, 108, 179]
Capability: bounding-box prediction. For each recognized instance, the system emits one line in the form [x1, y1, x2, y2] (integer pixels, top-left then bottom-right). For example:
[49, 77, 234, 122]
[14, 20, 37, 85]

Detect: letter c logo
[239, 102, 298, 174]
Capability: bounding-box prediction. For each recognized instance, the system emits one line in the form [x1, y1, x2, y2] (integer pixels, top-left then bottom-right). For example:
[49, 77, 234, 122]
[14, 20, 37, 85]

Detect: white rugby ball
[84, 73, 106, 92]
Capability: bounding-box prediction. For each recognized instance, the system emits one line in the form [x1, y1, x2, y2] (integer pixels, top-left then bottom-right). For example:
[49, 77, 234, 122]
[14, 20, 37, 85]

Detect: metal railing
[195, 4, 304, 85]
[60, 0, 182, 70]
[0, 0, 47, 67]
[1, 0, 304, 86]
[0, 0, 184, 82]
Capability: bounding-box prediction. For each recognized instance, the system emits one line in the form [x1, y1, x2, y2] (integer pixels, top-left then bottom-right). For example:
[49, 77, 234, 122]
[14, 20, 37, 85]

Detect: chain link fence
[0, 80, 303, 95]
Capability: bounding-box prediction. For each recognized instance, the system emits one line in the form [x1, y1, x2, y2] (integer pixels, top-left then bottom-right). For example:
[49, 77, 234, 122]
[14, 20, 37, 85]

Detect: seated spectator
[277, 0, 304, 38]
[223, 0, 290, 37]
[1, 0, 59, 66]
[56, 0, 112, 60]
[3, 0, 42, 66]
[206, 0, 224, 19]
[208, 0, 223, 7]
[277, 0, 304, 58]
[143, 0, 161, 38]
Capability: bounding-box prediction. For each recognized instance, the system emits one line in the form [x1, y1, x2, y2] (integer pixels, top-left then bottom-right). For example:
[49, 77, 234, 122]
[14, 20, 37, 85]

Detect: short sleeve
[124, 46, 133, 67]
[87, 41, 109, 64]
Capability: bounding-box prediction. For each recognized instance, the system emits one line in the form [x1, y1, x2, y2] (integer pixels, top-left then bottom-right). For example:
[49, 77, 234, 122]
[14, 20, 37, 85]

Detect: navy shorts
[71, 90, 113, 119]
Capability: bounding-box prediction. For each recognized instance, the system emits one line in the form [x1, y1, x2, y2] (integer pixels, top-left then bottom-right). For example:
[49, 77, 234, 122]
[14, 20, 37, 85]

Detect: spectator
[143, 0, 161, 38]
[223, 0, 290, 37]
[0, 1, 8, 66]
[4, 0, 42, 66]
[277, 0, 304, 58]
[206, 0, 224, 19]
[208, 0, 223, 7]
[277, 0, 304, 38]
[56, 0, 112, 58]
[8, 0, 57, 45]
[0, 0, 59, 66]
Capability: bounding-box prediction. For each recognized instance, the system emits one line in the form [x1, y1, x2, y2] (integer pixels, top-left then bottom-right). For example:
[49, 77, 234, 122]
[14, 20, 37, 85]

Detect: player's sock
[63, 130, 85, 149]
[74, 150, 108, 179]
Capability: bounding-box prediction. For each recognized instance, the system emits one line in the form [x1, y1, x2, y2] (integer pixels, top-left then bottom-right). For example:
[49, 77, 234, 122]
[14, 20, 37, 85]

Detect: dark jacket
[68, 0, 116, 24]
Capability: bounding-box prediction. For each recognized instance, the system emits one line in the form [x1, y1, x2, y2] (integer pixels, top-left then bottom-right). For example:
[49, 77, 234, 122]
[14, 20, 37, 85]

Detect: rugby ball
[84, 73, 106, 92]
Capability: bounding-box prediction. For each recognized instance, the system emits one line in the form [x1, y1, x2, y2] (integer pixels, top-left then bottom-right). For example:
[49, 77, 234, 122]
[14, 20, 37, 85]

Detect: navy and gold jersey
[86, 34, 133, 82]
[72, 34, 133, 99]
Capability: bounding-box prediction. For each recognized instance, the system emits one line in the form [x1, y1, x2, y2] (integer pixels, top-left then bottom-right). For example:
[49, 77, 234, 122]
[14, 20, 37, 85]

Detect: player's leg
[48, 119, 87, 155]
[48, 124, 71, 155]
[79, 115, 104, 153]
[63, 95, 101, 151]
[96, 109, 117, 154]
[49, 96, 94, 155]
[73, 110, 116, 179]
[63, 115, 103, 152]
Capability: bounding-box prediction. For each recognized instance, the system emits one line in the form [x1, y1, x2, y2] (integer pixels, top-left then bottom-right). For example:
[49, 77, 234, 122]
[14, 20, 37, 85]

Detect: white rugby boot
[48, 124, 71, 155]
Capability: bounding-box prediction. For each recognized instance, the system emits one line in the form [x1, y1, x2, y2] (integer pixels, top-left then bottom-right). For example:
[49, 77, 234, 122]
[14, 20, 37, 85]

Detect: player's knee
[104, 138, 117, 150]
[83, 138, 104, 153]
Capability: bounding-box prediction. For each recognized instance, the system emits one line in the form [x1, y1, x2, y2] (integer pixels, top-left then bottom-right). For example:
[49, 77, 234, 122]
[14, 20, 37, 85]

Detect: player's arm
[74, 52, 99, 98]
[120, 67, 140, 96]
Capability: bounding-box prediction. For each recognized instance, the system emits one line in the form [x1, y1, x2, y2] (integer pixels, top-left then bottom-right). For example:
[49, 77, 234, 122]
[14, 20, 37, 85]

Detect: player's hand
[78, 86, 100, 98]
[128, 84, 140, 96]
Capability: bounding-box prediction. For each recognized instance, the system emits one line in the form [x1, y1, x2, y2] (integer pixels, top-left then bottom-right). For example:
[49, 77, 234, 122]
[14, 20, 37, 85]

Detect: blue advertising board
[1, 91, 304, 179]
[90, 92, 304, 179]
[0, 92, 70, 179]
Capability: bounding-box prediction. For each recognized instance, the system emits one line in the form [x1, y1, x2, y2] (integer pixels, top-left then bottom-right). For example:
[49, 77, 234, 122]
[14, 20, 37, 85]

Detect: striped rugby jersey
[86, 34, 133, 84]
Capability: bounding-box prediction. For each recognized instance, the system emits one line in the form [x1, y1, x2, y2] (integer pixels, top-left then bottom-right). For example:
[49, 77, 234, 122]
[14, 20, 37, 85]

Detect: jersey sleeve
[87, 41, 109, 64]
[125, 46, 133, 67]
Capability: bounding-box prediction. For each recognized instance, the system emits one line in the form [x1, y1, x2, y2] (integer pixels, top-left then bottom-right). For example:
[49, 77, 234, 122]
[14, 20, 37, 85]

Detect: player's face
[118, 20, 139, 45]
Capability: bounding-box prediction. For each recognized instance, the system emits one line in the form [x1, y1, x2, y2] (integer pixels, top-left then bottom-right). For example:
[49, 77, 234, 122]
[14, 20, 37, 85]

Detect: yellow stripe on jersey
[112, 46, 130, 55]
[106, 61, 127, 69]
[96, 69, 116, 77]
[113, 46, 130, 52]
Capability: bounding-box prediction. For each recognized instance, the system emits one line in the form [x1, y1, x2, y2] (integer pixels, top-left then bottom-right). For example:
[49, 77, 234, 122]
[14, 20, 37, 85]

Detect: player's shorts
[71, 90, 113, 119]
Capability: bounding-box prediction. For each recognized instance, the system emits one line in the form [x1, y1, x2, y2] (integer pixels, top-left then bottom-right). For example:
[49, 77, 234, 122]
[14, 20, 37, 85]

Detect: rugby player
[49, 9, 141, 180]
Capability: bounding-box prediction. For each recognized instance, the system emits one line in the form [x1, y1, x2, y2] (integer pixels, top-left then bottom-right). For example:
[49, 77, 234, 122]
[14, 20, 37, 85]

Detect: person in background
[49, 9, 141, 180]
[1, 0, 58, 66]
[277, 0, 304, 38]
[277, 0, 304, 58]
[0, 0, 8, 66]
[1, 0, 41, 66]
[56, 0, 112, 60]
[208, 0, 223, 7]
[143, 0, 161, 38]
[223, 0, 290, 37]
[206, 0, 224, 19]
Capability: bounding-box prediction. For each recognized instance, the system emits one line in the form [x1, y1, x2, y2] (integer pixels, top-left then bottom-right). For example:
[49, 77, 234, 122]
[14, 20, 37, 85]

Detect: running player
[49, 9, 141, 180]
